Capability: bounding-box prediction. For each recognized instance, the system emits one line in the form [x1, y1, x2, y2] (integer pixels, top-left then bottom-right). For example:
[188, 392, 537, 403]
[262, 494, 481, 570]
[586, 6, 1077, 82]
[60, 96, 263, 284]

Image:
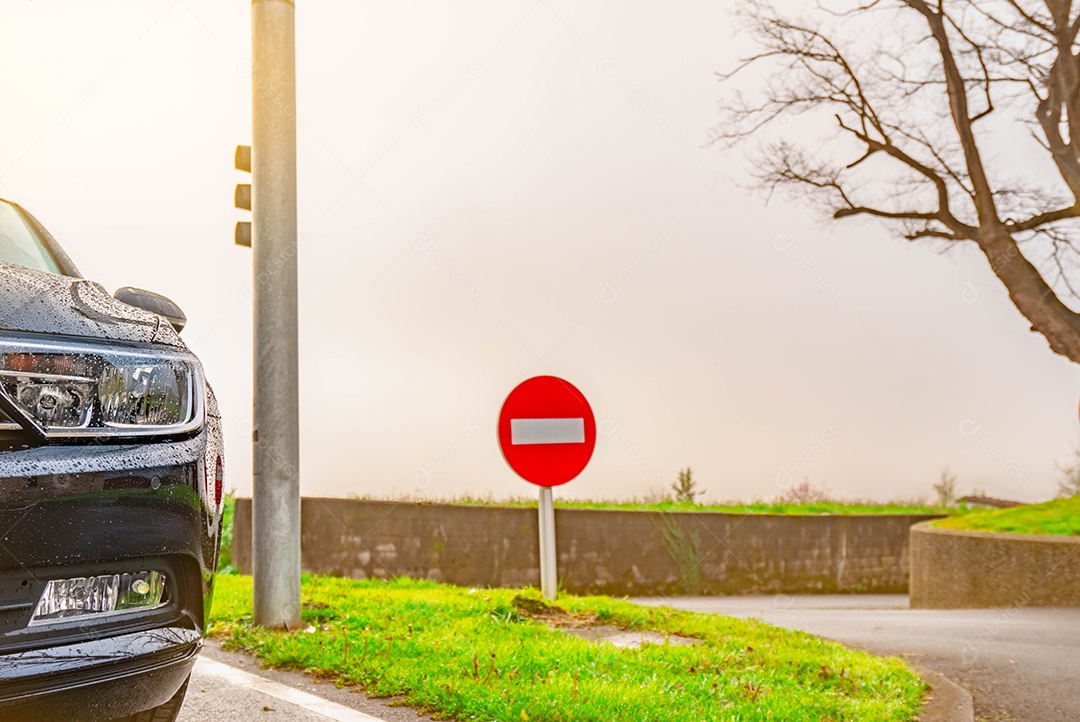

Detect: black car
[0, 198, 224, 721]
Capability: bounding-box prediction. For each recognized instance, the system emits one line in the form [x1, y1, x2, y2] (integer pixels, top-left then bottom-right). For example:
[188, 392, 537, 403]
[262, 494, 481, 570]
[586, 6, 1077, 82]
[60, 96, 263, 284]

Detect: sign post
[538, 486, 556, 599]
[498, 376, 596, 600]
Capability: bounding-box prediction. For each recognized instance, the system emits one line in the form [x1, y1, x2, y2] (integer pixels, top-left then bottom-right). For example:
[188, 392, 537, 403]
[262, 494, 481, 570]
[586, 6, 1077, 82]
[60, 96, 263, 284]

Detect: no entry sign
[498, 376, 596, 487]
[498, 375, 596, 600]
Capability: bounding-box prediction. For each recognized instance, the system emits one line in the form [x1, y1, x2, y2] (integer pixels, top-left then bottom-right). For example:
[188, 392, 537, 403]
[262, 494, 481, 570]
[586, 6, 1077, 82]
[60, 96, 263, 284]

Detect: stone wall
[910, 522, 1080, 608]
[233, 499, 941, 596]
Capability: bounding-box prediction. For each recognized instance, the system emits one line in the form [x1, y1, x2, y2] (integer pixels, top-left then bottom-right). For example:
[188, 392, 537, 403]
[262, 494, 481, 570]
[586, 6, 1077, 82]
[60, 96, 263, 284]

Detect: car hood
[0, 262, 184, 348]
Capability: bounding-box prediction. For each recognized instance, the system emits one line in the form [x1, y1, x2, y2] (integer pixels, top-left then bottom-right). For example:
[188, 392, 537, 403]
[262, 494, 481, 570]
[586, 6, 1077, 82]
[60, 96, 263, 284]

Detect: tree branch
[834, 207, 940, 221]
[834, 116, 976, 237]
[1005, 203, 1080, 232]
[904, 0, 1001, 224]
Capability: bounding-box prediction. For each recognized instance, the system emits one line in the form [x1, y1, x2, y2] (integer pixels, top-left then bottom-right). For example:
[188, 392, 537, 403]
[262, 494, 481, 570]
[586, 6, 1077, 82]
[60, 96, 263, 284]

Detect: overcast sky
[0, 0, 1075, 504]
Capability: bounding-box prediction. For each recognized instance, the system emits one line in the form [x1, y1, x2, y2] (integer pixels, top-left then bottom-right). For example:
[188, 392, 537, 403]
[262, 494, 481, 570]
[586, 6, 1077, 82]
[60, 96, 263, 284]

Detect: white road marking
[193, 656, 389, 722]
[510, 417, 585, 445]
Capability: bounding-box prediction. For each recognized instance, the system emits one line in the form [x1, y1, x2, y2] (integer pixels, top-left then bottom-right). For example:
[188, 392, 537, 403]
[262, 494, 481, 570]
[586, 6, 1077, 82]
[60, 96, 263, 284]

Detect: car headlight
[0, 335, 204, 439]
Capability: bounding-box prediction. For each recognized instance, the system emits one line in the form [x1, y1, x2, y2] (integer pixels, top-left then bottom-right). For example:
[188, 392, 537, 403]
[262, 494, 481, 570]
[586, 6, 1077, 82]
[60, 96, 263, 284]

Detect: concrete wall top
[234, 498, 942, 596]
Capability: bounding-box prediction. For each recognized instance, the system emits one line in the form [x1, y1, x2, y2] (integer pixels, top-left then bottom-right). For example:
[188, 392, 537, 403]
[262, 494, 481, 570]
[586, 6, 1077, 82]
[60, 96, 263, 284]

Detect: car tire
[112, 676, 189, 722]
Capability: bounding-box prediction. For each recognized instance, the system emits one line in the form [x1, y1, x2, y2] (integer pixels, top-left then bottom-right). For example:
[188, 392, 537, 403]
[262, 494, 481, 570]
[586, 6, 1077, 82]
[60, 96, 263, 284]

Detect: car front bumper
[0, 626, 200, 721]
[0, 419, 223, 721]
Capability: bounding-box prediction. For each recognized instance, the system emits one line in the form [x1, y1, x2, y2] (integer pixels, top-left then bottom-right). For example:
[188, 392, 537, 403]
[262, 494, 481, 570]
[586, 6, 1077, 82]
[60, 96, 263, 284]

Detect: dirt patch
[511, 595, 702, 648]
[562, 625, 703, 649]
[512, 595, 598, 628]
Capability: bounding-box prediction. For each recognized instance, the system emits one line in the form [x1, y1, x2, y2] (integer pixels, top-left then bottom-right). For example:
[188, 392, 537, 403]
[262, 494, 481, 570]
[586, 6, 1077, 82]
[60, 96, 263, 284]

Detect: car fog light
[30, 571, 166, 624]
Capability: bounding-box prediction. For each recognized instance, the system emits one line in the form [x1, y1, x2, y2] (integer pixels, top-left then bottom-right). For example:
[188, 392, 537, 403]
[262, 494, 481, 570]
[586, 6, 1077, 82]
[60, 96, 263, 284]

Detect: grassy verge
[217, 494, 236, 573]
[931, 495, 1080, 536]
[343, 494, 962, 516]
[209, 575, 924, 721]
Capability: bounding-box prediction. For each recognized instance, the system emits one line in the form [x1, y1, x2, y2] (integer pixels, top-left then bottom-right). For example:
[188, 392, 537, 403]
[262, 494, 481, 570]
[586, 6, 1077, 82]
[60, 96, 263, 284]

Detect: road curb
[914, 665, 974, 722]
[193, 656, 390, 722]
[187, 641, 437, 722]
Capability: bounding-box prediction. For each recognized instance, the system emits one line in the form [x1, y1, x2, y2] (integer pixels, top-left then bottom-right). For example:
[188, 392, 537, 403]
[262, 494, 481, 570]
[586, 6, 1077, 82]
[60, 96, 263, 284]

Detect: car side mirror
[114, 286, 187, 334]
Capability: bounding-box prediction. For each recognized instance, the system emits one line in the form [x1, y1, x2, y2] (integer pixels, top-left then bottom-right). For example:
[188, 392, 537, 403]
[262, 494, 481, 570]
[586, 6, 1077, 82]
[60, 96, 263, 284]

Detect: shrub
[780, 477, 831, 504]
[670, 467, 703, 504]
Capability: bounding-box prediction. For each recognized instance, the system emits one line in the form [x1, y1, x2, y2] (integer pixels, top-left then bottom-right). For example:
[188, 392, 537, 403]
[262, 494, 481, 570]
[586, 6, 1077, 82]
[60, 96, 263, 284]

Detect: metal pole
[251, 0, 301, 630]
[538, 486, 557, 600]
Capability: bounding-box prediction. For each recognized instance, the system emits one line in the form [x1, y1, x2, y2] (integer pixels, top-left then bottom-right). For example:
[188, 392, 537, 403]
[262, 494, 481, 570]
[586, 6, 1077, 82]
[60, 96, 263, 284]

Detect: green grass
[209, 575, 925, 721]
[932, 495, 1080, 536]
[218, 494, 236, 573]
[342, 493, 961, 516]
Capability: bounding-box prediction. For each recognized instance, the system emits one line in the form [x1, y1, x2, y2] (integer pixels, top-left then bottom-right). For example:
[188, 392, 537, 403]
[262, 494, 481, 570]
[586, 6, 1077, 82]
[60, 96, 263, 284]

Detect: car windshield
[0, 200, 62, 274]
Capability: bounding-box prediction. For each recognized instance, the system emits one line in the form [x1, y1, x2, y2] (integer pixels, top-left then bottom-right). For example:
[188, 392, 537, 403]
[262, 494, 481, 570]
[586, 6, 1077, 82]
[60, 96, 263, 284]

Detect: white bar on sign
[511, 417, 585, 445]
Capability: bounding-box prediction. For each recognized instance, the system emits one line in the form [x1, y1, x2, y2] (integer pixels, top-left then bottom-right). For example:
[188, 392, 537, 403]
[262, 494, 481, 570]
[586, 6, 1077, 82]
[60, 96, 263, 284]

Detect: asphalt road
[633, 594, 1080, 722]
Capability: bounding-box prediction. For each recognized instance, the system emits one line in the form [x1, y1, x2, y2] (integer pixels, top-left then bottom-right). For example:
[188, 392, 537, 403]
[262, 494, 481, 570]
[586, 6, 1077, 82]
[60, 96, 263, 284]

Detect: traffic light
[234, 144, 252, 247]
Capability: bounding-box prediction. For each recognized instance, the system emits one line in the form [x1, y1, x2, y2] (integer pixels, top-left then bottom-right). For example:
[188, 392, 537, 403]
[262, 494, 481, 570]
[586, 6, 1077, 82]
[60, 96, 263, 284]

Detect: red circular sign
[498, 376, 596, 487]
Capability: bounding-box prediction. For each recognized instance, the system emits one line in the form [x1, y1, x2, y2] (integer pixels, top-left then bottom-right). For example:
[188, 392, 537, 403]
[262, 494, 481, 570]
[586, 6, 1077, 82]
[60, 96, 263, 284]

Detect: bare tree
[715, 0, 1080, 362]
[779, 476, 833, 504]
[933, 465, 958, 506]
[1056, 443, 1080, 496]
